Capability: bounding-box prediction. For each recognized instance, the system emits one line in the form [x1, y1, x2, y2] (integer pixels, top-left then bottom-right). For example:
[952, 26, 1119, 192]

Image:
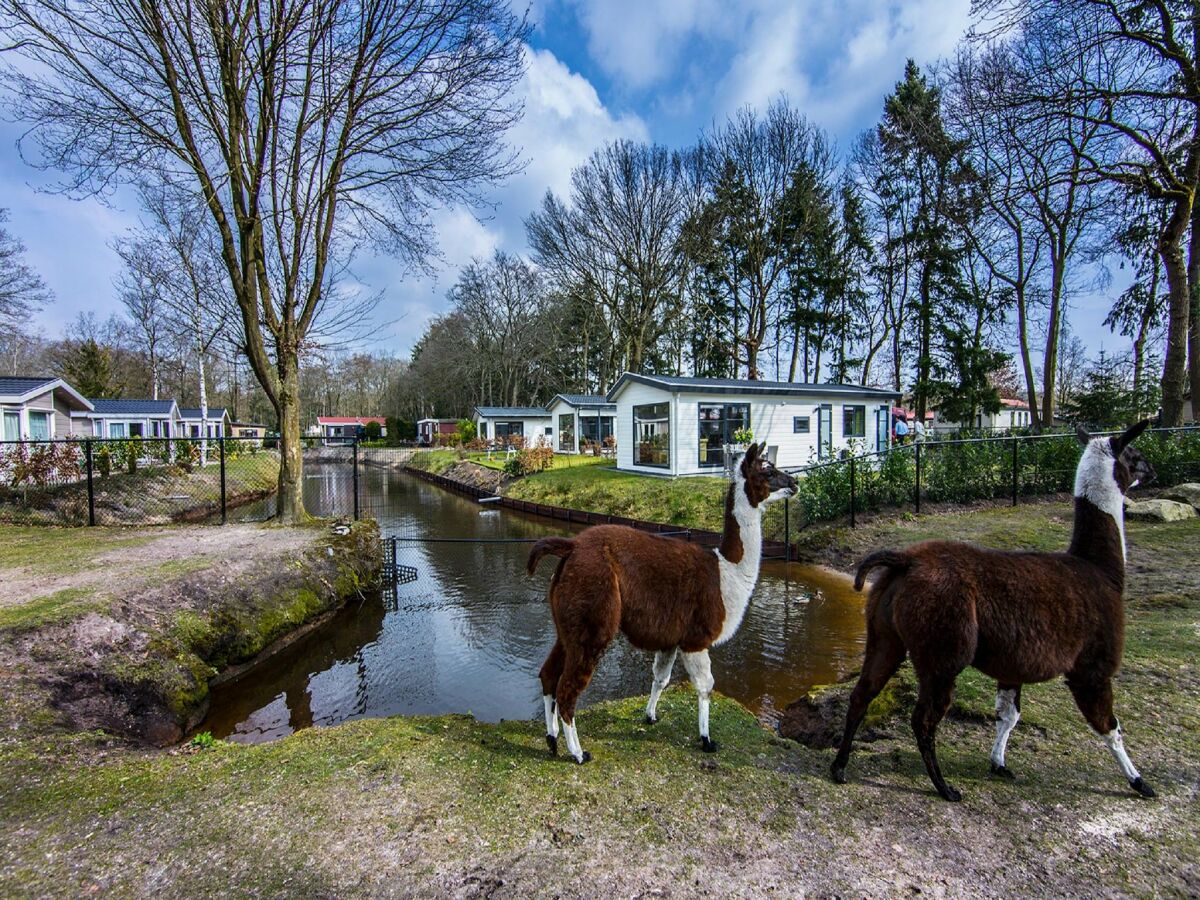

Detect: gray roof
[607, 373, 902, 401]
[0, 376, 55, 396]
[180, 407, 228, 420]
[474, 406, 549, 418]
[551, 393, 617, 411]
[87, 398, 177, 416]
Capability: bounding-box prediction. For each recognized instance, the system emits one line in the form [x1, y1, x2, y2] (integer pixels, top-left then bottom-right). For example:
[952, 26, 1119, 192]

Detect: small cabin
[416, 418, 459, 445]
[546, 394, 616, 453]
[181, 407, 231, 439]
[473, 406, 552, 447]
[607, 373, 900, 476]
[931, 398, 1032, 434]
[0, 376, 92, 440]
[316, 415, 385, 444]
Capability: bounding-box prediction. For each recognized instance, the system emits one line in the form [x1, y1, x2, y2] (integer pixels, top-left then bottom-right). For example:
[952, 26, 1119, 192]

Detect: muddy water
[203, 464, 865, 743]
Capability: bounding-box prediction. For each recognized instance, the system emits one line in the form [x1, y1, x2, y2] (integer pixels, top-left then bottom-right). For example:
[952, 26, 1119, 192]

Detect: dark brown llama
[527, 442, 796, 764]
[831, 421, 1158, 801]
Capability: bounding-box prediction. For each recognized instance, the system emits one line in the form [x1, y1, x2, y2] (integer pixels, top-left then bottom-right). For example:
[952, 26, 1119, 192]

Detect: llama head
[1074, 420, 1155, 509]
[737, 441, 798, 508]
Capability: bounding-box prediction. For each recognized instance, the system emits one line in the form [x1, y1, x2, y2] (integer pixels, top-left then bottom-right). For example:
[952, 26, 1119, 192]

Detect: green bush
[96, 445, 112, 478]
[363, 420, 383, 441]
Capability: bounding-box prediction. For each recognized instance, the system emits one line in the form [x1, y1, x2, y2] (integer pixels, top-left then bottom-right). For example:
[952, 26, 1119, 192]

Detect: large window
[558, 413, 575, 451]
[698, 403, 750, 466]
[634, 403, 670, 467]
[109, 422, 127, 439]
[129, 422, 145, 438]
[817, 405, 833, 459]
[27, 411, 51, 440]
[2, 410, 18, 441]
[495, 421, 523, 439]
[843, 405, 866, 439]
[580, 415, 613, 446]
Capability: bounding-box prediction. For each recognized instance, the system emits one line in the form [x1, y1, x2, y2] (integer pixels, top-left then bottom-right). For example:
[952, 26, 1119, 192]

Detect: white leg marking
[543, 694, 559, 739]
[1101, 722, 1142, 783]
[562, 718, 587, 763]
[991, 689, 1020, 768]
[645, 648, 678, 722]
[682, 650, 716, 741]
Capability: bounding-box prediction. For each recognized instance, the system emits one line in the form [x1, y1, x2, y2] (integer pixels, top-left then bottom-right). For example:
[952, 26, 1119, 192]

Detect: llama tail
[526, 536, 576, 576]
[853, 550, 911, 591]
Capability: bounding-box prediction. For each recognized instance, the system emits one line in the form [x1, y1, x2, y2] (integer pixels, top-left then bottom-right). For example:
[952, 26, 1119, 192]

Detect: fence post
[1011, 436, 1019, 507]
[914, 442, 922, 515]
[783, 497, 790, 562]
[219, 436, 227, 525]
[352, 438, 360, 521]
[85, 439, 96, 527]
[849, 455, 857, 528]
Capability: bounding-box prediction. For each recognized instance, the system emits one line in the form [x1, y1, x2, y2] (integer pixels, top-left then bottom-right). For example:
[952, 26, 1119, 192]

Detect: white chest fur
[1074, 439, 1127, 560]
[713, 483, 762, 646]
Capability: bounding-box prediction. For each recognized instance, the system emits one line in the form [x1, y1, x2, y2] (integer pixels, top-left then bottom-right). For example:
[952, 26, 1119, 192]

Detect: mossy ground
[0, 502, 1196, 894]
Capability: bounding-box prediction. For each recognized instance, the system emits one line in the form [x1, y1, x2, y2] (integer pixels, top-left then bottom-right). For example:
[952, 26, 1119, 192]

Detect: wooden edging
[401, 465, 790, 561]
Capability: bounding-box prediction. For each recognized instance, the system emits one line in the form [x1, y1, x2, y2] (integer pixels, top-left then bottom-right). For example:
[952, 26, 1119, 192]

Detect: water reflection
[204, 462, 865, 743]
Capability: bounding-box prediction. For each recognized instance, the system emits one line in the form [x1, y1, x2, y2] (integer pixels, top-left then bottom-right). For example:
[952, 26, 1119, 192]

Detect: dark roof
[180, 407, 228, 419]
[474, 406, 549, 418]
[551, 393, 617, 411]
[0, 376, 56, 396]
[87, 398, 177, 415]
[607, 373, 902, 401]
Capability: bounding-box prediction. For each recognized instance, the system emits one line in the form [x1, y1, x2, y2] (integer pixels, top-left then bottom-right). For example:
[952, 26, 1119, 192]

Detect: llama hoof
[546, 734, 558, 756]
[989, 762, 1015, 780]
[830, 763, 847, 785]
[1130, 777, 1156, 798]
[700, 736, 719, 753]
[645, 714, 657, 725]
[573, 750, 592, 765]
[938, 784, 963, 803]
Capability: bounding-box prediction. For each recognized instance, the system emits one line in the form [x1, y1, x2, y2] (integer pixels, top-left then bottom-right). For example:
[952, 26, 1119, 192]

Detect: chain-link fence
[0, 437, 287, 526]
[781, 426, 1200, 529]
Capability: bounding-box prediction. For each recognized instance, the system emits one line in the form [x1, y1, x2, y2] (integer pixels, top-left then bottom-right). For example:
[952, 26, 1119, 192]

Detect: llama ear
[1115, 419, 1150, 452]
[1075, 424, 1091, 446]
[744, 441, 760, 464]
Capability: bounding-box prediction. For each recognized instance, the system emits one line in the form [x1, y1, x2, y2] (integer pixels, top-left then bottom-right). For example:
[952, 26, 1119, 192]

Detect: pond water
[202, 463, 866, 743]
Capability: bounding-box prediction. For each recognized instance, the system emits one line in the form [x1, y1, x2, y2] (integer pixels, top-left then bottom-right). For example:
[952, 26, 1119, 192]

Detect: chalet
[230, 422, 269, 444]
[316, 415, 386, 444]
[417, 418, 459, 445]
[180, 407, 231, 439]
[0, 376, 92, 440]
[607, 373, 900, 476]
[71, 398, 181, 439]
[931, 398, 1033, 434]
[546, 394, 616, 453]
[472, 406, 553, 446]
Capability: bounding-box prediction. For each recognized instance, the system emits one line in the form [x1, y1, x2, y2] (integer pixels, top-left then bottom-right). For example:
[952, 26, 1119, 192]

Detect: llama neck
[1068, 497, 1126, 586]
[714, 482, 763, 646]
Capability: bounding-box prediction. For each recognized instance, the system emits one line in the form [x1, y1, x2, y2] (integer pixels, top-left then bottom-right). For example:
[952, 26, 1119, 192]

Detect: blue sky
[0, 0, 1123, 363]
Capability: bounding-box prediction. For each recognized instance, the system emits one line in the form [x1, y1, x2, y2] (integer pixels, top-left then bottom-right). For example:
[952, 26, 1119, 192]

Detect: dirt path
[0, 525, 313, 609]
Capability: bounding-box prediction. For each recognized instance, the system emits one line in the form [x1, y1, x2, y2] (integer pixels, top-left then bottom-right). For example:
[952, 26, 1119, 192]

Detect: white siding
[614, 381, 674, 473]
[475, 414, 552, 445]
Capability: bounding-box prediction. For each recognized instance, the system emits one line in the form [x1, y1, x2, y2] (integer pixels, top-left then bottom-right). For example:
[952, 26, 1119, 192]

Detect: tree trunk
[275, 351, 308, 523]
[1189, 199, 1200, 421]
[197, 339, 209, 468]
[1160, 196, 1192, 426]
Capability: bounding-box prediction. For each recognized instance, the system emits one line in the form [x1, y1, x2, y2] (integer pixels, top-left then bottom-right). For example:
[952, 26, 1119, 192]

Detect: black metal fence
[781, 426, 1200, 529]
[0, 437, 286, 526]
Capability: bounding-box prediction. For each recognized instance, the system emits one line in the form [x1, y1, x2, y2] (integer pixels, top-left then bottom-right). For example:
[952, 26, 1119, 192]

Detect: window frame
[793, 415, 810, 434]
[1, 409, 19, 441]
[697, 402, 750, 467]
[633, 402, 671, 469]
[842, 404, 866, 439]
[558, 412, 575, 452]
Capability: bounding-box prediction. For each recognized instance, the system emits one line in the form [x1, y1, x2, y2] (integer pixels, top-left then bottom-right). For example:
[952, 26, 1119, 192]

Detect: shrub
[363, 420, 382, 441]
[457, 418, 476, 443]
[174, 440, 199, 473]
[96, 445, 112, 478]
[503, 445, 554, 476]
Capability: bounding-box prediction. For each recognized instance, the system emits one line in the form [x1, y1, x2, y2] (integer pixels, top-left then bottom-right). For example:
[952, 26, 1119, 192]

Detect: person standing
[894, 416, 910, 443]
[912, 417, 925, 441]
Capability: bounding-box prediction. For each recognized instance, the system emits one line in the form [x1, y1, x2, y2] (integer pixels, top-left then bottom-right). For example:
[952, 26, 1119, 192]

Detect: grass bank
[0, 520, 380, 746]
[0, 503, 1196, 894]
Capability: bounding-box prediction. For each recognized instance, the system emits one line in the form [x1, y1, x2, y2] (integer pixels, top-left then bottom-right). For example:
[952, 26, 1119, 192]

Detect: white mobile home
[931, 398, 1033, 434]
[546, 394, 616, 453]
[473, 406, 553, 446]
[608, 374, 900, 476]
[71, 398, 182, 439]
[180, 407, 231, 439]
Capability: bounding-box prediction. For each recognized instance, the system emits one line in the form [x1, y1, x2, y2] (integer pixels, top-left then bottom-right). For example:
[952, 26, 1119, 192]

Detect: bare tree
[0, 209, 51, 340]
[2, 0, 527, 520]
[113, 240, 167, 401]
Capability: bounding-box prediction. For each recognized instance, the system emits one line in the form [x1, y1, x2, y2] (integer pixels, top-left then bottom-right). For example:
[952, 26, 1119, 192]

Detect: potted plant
[731, 426, 754, 451]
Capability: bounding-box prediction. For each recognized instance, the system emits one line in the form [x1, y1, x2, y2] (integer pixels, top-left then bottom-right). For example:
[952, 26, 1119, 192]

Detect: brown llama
[831, 420, 1158, 801]
[527, 442, 796, 764]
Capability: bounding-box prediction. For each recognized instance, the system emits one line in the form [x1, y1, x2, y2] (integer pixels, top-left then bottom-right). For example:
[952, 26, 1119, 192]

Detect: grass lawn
[408, 448, 616, 474]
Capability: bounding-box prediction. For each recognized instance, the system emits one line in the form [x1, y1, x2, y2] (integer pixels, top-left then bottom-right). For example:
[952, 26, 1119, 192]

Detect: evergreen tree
[59, 337, 121, 399]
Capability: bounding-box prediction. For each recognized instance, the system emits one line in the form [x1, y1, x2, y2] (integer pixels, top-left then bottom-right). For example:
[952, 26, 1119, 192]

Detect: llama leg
[831, 619, 906, 784]
[539, 640, 566, 755]
[912, 675, 961, 802]
[645, 647, 678, 724]
[556, 649, 602, 765]
[989, 683, 1022, 779]
[682, 649, 717, 752]
[1067, 675, 1156, 798]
